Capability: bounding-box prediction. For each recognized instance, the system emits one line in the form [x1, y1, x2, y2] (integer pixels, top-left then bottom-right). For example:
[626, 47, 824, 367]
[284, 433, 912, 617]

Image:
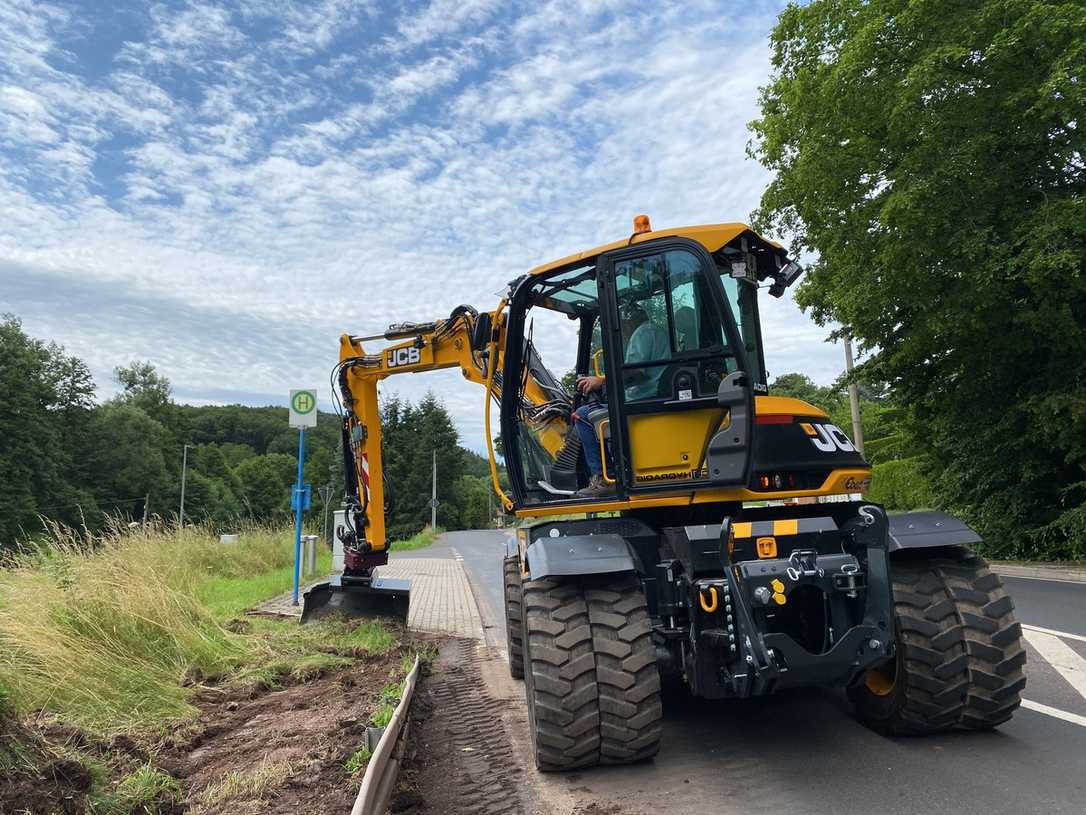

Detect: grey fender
[888, 511, 981, 551]
[525, 534, 638, 581]
[504, 531, 519, 560]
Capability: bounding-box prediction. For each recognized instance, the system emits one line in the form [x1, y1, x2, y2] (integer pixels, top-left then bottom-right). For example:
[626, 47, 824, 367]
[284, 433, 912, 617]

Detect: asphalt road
[442, 530, 1086, 815]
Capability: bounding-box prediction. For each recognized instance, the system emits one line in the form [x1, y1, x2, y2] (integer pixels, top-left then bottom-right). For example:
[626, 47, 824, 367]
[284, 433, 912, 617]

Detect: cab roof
[529, 222, 786, 277]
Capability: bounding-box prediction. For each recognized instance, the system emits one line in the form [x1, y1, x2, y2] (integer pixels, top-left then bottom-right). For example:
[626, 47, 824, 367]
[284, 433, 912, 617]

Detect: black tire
[503, 556, 524, 680]
[850, 548, 1026, 735]
[521, 577, 601, 771]
[584, 575, 662, 763]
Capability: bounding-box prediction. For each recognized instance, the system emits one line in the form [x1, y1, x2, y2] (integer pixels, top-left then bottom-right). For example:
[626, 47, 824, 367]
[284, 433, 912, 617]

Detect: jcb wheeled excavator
[306, 218, 1026, 770]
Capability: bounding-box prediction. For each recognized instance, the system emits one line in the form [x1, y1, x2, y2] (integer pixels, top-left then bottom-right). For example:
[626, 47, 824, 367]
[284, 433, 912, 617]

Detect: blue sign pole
[292, 426, 306, 606]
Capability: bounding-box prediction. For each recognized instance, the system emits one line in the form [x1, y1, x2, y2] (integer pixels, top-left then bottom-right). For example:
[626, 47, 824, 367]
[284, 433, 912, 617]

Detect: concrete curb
[352, 654, 421, 815]
[991, 562, 1086, 584]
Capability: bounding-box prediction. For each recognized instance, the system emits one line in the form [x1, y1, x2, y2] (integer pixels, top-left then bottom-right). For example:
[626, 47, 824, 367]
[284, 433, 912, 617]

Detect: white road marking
[999, 572, 1086, 584]
[1022, 627, 1086, 701]
[1022, 623, 1086, 644]
[1021, 699, 1086, 728]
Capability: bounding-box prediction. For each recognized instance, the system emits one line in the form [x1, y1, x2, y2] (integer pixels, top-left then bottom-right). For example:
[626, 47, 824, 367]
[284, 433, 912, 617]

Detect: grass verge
[0, 521, 349, 733]
[1, 520, 407, 814]
[391, 526, 442, 552]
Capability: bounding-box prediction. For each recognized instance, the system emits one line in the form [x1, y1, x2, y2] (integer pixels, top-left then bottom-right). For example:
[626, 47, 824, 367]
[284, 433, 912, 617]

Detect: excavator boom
[301, 303, 567, 622]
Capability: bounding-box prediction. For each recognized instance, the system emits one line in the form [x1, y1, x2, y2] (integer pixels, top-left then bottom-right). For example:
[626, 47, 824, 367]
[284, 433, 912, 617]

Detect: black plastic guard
[526, 534, 637, 580]
[888, 511, 982, 550]
[300, 576, 411, 624]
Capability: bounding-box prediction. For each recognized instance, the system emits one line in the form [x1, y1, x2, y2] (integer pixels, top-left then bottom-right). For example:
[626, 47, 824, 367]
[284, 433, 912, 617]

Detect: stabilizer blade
[300, 576, 410, 624]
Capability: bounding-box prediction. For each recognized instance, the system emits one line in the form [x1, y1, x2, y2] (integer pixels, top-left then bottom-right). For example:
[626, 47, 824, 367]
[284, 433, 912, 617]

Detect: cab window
[613, 249, 740, 402]
[719, 273, 765, 383]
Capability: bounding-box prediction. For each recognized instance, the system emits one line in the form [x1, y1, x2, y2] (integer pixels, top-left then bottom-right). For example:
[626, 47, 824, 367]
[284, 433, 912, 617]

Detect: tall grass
[0, 520, 311, 736]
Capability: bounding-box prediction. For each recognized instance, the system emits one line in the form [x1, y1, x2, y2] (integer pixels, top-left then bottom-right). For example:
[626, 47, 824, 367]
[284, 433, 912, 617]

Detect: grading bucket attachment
[300, 575, 411, 624]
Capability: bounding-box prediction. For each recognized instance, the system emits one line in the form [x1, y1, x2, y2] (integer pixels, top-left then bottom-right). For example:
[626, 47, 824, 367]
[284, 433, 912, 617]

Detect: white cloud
[0, 0, 843, 454]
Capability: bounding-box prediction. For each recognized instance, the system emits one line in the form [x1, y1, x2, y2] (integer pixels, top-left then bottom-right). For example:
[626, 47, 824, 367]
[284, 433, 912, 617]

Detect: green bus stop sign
[289, 389, 318, 427]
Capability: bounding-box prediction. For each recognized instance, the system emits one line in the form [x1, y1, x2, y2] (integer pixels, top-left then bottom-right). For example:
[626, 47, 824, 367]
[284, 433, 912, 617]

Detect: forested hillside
[0, 315, 499, 549]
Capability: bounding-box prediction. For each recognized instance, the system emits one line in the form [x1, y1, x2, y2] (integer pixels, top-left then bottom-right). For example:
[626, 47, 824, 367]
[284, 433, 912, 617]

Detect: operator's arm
[576, 324, 665, 396]
[623, 323, 670, 399]
[622, 324, 653, 385]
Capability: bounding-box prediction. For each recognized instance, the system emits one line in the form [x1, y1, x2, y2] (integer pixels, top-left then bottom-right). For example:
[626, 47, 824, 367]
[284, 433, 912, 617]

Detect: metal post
[304, 535, 318, 576]
[292, 427, 306, 606]
[431, 449, 438, 529]
[843, 333, 865, 457]
[142, 493, 150, 530]
[179, 444, 190, 528]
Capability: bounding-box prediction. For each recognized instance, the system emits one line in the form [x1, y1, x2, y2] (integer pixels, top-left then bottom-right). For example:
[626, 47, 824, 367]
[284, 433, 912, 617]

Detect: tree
[379, 393, 467, 538]
[751, 1, 1086, 558]
[84, 404, 170, 522]
[114, 361, 171, 416]
[0, 316, 67, 544]
[448, 475, 493, 530]
[770, 373, 841, 412]
[235, 453, 297, 520]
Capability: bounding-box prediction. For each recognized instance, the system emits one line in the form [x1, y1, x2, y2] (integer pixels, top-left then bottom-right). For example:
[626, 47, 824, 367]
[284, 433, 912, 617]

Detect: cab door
[596, 238, 754, 492]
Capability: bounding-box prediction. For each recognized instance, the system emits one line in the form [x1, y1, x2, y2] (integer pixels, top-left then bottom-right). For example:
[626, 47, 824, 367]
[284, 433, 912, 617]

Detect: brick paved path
[379, 558, 483, 639]
[252, 557, 484, 639]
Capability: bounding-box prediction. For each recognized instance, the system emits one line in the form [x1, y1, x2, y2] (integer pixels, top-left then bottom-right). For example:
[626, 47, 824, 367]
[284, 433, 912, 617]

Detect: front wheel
[850, 548, 1026, 735]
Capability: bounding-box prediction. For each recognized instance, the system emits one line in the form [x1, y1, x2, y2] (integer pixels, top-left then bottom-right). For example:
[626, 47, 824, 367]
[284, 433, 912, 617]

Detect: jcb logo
[387, 347, 421, 368]
[802, 422, 856, 453]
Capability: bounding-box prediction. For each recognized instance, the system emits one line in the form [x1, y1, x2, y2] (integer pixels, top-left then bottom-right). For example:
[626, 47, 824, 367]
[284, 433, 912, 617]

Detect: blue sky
[0, 0, 845, 451]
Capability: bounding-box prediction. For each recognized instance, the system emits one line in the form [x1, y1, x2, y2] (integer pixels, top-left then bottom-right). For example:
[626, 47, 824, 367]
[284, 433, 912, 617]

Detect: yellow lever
[592, 348, 605, 377]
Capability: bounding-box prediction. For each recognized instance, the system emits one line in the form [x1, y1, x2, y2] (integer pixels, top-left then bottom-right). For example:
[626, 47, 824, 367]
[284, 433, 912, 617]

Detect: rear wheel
[503, 556, 524, 680]
[850, 548, 1026, 735]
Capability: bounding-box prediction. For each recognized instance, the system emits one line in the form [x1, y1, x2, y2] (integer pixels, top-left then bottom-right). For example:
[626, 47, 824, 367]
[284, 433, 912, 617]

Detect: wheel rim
[864, 666, 896, 696]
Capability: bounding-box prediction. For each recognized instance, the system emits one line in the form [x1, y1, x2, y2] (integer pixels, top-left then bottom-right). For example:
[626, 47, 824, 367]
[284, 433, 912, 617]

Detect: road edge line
[993, 565, 1086, 585]
[353, 653, 422, 815]
[1020, 698, 1086, 728]
[1021, 623, 1086, 644]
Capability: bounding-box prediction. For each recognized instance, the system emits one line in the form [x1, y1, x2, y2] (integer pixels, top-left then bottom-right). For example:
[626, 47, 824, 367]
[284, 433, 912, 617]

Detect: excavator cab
[500, 228, 785, 507]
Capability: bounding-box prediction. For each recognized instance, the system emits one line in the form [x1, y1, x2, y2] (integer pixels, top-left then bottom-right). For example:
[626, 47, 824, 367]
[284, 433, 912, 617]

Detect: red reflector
[756, 414, 794, 425]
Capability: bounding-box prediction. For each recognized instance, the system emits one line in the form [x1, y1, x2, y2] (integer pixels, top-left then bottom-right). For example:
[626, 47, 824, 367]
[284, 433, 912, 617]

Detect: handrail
[484, 301, 514, 511]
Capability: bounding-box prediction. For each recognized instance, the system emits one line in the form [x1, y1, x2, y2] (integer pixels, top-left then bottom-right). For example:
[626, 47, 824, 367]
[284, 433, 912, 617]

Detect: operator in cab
[572, 303, 669, 498]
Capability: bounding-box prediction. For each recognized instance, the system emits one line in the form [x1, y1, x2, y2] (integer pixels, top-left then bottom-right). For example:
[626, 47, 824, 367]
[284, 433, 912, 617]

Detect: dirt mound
[1, 712, 92, 815]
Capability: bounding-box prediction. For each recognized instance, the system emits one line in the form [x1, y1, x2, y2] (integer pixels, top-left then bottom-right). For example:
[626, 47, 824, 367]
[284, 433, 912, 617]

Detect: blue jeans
[574, 404, 604, 477]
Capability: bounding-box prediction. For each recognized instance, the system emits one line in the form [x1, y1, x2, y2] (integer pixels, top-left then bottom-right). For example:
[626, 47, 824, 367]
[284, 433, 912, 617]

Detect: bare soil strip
[160, 640, 412, 814]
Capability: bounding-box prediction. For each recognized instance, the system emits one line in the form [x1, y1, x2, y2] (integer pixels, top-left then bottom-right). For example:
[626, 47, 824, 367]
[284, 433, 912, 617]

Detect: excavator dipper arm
[301, 303, 569, 622]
